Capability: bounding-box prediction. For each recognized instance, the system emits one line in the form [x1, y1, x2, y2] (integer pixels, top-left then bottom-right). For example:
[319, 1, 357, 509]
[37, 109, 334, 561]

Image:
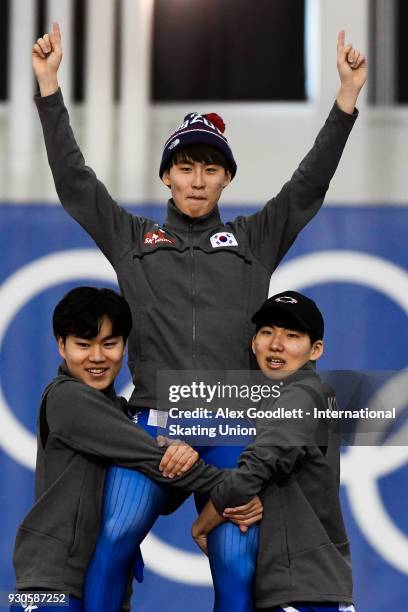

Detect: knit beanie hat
[159, 112, 237, 179]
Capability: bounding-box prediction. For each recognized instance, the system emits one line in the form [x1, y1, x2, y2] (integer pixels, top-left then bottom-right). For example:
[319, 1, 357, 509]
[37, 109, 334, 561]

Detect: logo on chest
[210, 232, 238, 248]
[143, 228, 176, 246]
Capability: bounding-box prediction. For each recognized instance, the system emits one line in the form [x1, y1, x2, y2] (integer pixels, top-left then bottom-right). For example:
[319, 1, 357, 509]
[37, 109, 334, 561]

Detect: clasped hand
[191, 497, 263, 556]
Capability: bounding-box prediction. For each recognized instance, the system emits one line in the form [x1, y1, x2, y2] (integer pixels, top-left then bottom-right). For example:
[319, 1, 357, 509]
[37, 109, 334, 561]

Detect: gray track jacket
[13, 366, 225, 598]
[35, 91, 358, 409]
[211, 366, 353, 608]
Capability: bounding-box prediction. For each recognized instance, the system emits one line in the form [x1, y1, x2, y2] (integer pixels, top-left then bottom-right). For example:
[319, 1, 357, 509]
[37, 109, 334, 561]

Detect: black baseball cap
[251, 291, 324, 340]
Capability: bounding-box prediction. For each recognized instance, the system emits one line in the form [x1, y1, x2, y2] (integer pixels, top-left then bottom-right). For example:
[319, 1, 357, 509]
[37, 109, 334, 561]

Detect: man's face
[162, 161, 231, 218]
[57, 315, 125, 391]
[252, 324, 323, 380]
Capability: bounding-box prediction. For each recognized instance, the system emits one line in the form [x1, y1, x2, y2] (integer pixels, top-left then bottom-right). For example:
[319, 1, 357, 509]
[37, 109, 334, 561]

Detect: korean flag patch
[210, 232, 238, 248]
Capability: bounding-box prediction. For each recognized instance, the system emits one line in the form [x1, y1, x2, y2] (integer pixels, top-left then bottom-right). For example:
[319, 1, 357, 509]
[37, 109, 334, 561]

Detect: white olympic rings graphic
[0, 248, 407, 580]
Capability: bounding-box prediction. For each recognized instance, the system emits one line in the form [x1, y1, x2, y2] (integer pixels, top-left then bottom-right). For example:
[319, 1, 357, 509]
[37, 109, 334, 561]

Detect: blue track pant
[83, 467, 168, 611]
[84, 412, 258, 611]
[198, 444, 259, 612]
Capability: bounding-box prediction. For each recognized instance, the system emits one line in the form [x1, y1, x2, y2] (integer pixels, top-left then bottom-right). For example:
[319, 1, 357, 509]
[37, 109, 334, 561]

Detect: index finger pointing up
[337, 30, 346, 53]
[52, 21, 61, 43]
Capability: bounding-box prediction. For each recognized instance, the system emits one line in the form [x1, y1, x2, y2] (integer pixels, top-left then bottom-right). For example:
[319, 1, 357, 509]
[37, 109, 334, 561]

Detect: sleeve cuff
[210, 488, 226, 514]
[34, 87, 63, 107]
[332, 100, 359, 121]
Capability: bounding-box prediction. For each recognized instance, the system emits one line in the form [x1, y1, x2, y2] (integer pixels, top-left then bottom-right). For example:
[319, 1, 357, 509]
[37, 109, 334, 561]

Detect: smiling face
[57, 315, 125, 391]
[252, 324, 323, 380]
[162, 161, 231, 218]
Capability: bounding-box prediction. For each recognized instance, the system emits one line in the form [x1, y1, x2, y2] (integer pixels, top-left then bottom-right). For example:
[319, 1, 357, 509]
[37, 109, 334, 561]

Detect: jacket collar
[164, 199, 223, 232]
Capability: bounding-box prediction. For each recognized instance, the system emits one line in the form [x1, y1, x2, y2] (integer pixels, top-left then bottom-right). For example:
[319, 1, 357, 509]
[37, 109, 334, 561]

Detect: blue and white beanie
[159, 112, 237, 179]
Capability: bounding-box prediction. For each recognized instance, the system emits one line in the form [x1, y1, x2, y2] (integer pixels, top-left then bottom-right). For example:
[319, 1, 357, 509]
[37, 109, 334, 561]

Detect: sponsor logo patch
[275, 296, 298, 304]
[168, 138, 180, 150]
[143, 229, 176, 246]
[210, 232, 238, 248]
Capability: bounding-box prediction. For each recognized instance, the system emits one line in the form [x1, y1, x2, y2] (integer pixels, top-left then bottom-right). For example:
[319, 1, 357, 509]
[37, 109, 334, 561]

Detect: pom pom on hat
[203, 113, 226, 134]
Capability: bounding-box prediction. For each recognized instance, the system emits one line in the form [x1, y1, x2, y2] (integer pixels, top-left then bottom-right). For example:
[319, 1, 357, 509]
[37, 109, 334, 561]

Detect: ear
[251, 335, 257, 355]
[57, 336, 66, 359]
[222, 170, 232, 189]
[310, 339, 324, 361]
[162, 170, 172, 188]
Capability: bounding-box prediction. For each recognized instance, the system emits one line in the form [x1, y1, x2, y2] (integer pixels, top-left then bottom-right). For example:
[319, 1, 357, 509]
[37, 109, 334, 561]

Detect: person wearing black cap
[192, 292, 354, 612]
[32, 22, 363, 612]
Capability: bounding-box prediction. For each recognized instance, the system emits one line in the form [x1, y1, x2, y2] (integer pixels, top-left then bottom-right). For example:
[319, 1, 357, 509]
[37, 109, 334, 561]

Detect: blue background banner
[1, 203, 407, 610]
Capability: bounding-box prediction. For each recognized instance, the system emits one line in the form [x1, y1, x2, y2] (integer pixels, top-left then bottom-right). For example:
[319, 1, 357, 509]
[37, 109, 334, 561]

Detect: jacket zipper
[189, 223, 196, 368]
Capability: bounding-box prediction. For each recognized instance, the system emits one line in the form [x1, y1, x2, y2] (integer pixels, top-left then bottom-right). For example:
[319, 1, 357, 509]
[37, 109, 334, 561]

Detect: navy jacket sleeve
[34, 89, 143, 266]
[211, 386, 318, 512]
[244, 103, 358, 272]
[46, 379, 225, 493]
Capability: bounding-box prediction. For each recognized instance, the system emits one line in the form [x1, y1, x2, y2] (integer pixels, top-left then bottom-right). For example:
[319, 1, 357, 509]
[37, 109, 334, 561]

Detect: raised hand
[336, 30, 367, 114]
[32, 22, 62, 96]
[337, 30, 367, 91]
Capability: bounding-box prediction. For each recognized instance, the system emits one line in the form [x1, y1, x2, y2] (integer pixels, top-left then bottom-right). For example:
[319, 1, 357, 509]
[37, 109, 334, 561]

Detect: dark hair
[53, 287, 132, 343]
[165, 144, 230, 174]
[255, 315, 320, 345]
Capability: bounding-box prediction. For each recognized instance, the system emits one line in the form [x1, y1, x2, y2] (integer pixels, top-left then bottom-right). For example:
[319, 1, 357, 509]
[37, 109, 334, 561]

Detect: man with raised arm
[32, 23, 366, 612]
